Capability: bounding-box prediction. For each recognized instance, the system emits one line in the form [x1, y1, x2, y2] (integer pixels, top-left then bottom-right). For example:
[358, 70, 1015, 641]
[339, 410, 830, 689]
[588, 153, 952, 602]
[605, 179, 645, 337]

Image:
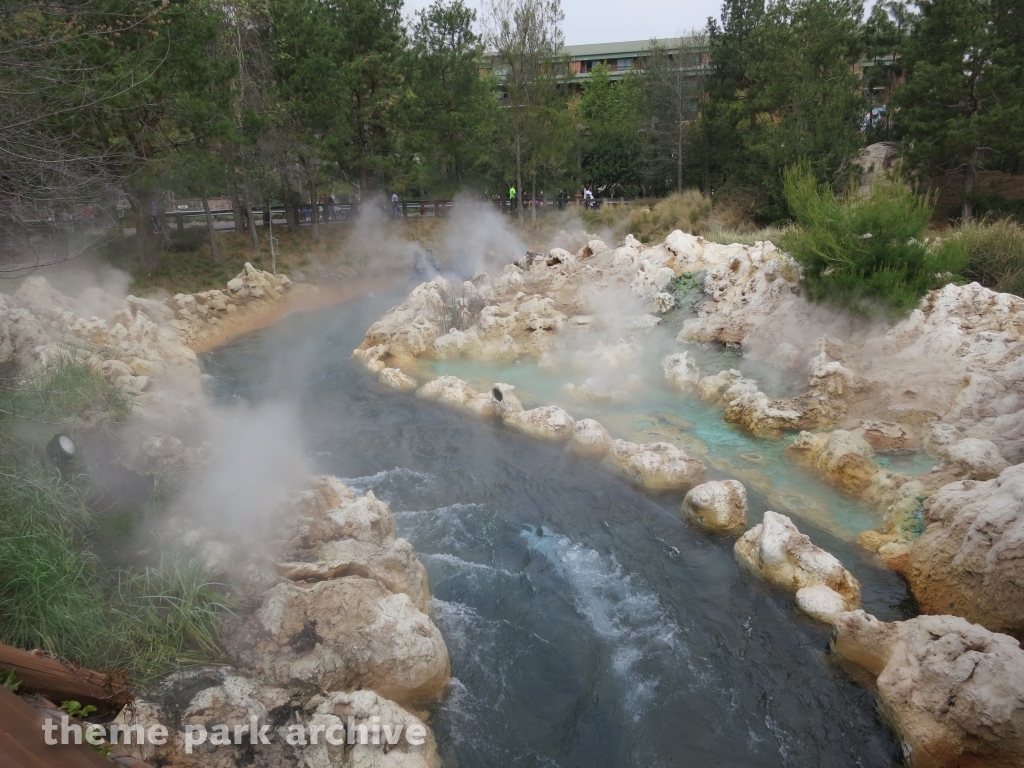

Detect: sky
[402, 0, 879, 47]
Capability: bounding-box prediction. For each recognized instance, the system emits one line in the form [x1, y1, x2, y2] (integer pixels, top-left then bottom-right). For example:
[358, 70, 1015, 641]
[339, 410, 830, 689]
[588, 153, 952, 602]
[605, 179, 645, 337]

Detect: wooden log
[0, 643, 131, 712]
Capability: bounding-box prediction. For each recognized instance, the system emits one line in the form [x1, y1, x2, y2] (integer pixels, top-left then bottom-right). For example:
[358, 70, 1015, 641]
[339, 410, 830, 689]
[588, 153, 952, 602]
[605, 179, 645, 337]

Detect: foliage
[0, 360, 231, 685]
[781, 162, 967, 315]
[0, 668, 19, 692]
[578, 65, 646, 195]
[958, 218, 1024, 298]
[893, 0, 1024, 221]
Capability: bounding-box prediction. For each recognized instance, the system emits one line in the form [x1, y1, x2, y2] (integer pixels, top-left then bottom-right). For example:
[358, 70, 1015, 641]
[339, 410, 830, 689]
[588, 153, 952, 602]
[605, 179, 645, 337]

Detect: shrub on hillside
[623, 191, 713, 243]
[781, 163, 966, 316]
[958, 218, 1024, 298]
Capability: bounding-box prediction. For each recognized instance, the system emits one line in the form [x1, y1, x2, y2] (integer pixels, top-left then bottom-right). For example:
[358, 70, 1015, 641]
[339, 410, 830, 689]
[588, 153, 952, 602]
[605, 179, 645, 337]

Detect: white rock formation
[569, 418, 613, 458]
[681, 479, 748, 532]
[832, 610, 1024, 768]
[662, 352, 701, 393]
[504, 406, 575, 441]
[607, 440, 707, 491]
[735, 511, 860, 608]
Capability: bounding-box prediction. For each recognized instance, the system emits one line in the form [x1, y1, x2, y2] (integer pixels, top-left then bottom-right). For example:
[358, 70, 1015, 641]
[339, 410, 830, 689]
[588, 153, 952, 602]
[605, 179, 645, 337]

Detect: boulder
[907, 464, 1024, 639]
[832, 611, 1024, 768]
[697, 369, 759, 406]
[360, 281, 448, 357]
[416, 375, 481, 412]
[662, 352, 701, 394]
[244, 578, 450, 710]
[352, 344, 389, 373]
[943, 438, 1010, 481]
[504, 405, 575, 442]
[734, 511, 860, 607]
[287, 489, 396, 550]
[607, 440, 707, 491]
[569, 418, 612, 458]
[681, 480, 748, 532]
[795, 585, 848, 623]
[724, 391, 821, 439]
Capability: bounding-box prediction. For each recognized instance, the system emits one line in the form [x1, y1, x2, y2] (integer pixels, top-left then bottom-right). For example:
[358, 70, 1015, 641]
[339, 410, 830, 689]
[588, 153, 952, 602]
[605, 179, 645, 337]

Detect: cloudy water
[200, 288, 910, 767]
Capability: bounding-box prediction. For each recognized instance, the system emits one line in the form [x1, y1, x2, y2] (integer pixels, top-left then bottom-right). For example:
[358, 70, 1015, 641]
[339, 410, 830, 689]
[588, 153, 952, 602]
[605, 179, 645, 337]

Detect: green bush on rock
[781, 163, 966, 316]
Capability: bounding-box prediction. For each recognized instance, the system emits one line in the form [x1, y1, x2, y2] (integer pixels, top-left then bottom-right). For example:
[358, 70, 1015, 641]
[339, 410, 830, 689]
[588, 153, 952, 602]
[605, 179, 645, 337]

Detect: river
[200, 286, 909, 767]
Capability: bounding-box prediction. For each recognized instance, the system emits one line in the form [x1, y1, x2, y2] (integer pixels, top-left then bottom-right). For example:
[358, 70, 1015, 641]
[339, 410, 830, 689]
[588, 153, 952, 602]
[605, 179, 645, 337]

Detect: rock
[278, 537, 430, 612]
[352, 343, 389, 373]
[698, 369, 758, 405]
[243, 578, 450, 710]
[416, 375, 481, 412]
[907, 464, 1024, 639]
[360, 281, 448, 357]
[943, 438, 1010, 480]
[662, 352, 701, 394]
[288, 489, 396, 549]
[379, 367, 418, 391]
[832, 610, 1024, 768]
[504, 405, 575, 441]
[570, 418, 612, 458]
[734, 511, 860, 607]
[795, 585, 848, 623]
[648, 292, 675, 314]
[924, 423, 965, 456]
[607, 440, 707, 491]
[724, 391, 820, 439]
[681, 479, 748, 532]
[858, 420, 917, 452]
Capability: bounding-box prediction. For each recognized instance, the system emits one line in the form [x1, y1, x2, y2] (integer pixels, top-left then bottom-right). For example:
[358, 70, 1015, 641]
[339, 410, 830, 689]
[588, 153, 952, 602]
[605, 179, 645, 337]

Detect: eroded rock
[681, 479, 747, 532]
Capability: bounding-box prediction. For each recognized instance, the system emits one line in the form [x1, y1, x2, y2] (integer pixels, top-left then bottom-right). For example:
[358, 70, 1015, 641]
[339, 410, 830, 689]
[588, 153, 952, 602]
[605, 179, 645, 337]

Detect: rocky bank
[0, 265, 449, 765]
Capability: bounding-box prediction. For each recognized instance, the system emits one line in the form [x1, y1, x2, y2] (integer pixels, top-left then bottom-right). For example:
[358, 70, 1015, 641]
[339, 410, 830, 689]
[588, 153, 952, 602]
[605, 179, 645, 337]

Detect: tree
[577, 65, 645, 195]
[637, 34, 708, 195]
[894, 0, 1024, 221]
[860, 1, 913, 140]
[482, 0, 565, 223]
[409, 0, 496, 195]
[706, 0, 866, 221]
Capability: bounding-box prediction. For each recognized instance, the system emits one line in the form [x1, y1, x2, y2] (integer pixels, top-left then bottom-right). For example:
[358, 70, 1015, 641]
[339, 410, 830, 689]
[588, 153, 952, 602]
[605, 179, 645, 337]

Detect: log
[0, 643, 131, 713]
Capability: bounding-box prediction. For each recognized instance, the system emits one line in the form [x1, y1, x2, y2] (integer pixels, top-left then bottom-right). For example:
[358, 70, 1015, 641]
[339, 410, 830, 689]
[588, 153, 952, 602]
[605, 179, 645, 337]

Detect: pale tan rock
[504, 406, 575, 441]
[832, 610, 1024, 768]
[907, 464, 1024, 639]
[245, 577, 450, 709]
[288, 490, 397, 549]
[662, 352, 700, 393]
[360, 281, 448, 357]
[607, 440, 707, 491]
[415, 375, 480, 411]
[682, 480, 748, 532]
[724, 391, 820, 439]
[352, 343, 390, 373]
[734, 511, 860, 607]
[570, 418, 613, 458]
[795, 585, 848, 623]
[379, 367, 418, 391]
[697, 369, 758, 405]
[943, 438, 1010, 481]
[489, 382, 524, 419]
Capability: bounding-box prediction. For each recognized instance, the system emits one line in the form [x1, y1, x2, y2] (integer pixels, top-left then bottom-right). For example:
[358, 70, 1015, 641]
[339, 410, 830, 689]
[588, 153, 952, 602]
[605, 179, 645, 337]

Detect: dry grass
[957, 217, 1024, 298]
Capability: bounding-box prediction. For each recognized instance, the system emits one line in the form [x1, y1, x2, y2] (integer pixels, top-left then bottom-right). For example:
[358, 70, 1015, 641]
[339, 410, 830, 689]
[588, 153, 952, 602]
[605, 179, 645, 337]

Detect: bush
[781, 163, 967, 315]
[622, 191, 713, 243]
[958, 218, 1024, 298]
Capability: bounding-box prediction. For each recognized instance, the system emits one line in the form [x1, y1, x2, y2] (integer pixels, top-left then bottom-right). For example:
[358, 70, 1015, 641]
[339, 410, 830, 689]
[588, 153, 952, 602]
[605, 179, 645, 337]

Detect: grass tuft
[958, 218, 1024, 298]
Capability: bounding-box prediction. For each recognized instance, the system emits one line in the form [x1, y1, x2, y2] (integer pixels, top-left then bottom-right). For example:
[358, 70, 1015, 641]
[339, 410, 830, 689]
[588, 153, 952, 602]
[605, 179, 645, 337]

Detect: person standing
[508, 184, 516, 216]
[391, 192, 401, 218]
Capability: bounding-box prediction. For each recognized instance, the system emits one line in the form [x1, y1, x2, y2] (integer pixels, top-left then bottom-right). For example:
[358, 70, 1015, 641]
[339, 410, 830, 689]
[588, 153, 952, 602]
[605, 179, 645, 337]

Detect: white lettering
[406, 723, 426, 746]
[184, 724, 207, 754]
[326, 722, 345, 746]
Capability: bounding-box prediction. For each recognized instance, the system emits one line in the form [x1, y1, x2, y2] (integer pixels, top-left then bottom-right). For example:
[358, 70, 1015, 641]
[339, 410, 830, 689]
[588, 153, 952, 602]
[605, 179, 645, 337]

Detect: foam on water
[522, 526, 689, 720]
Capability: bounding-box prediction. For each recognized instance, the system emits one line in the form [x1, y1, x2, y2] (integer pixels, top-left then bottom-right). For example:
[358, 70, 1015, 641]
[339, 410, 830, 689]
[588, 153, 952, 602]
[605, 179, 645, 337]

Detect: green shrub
[958, 218, 1024, 298]
[781, 162, 967, 315]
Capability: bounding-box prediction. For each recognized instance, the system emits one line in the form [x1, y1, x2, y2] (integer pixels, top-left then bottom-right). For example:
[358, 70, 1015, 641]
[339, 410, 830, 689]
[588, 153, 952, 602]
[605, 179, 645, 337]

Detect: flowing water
[200, 287, 912, 767]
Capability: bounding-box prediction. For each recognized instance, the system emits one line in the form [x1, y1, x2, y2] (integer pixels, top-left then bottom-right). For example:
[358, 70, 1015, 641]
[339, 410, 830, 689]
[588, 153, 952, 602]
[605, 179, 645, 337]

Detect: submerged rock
[735, 511, 860, 609]
[832, 610, 1024, 768]
[607, 440, 707, 491]
[907, 464, 1024, 639]
[681, 479, 748, 532]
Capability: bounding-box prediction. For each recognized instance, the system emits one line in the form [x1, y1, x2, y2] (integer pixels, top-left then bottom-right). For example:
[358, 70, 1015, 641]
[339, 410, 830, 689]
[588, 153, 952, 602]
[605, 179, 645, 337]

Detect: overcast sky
[402, 0, 878, 47]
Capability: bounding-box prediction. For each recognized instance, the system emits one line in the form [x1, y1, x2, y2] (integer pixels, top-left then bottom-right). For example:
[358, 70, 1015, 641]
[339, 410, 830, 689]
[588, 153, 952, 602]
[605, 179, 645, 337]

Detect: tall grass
[958, 218, 1024, 298]
[781, 162, 967, 316]
[0, 359, 231, 686]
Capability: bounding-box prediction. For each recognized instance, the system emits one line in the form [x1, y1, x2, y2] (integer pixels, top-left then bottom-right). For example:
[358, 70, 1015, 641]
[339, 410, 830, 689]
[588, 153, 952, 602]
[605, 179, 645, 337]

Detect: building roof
[563, 38, 684, 59]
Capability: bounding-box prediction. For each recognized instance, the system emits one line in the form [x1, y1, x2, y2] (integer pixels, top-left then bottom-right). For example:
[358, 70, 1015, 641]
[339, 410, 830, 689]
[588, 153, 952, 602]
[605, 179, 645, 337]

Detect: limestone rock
[244, 578, 450, 709]
[858, 420, 918, 452]
[662, 352, 701, 394]
[925, 423, 965, 456]
[697, 369, 758, 406]
[943, 438, 1010, 481]
[682, 479, 748, 532]
[489, 382, 524, 419]
[832, 610, 1024, 768]
[907, 464, 1024, 639]
[570, 418, 612, 458]
[607, 440, 707, 491]
[416, 375, 480, 412]
[735, 511, 860, 607]
[379, 367, 418, 391]
[288, 489, 396, 549]
[352, 343, 389, 373]
[724, 391, 820, 439]
[795, 584, 848, 623]
[504, 405, 575, 441]
[360, 281, 448, 357]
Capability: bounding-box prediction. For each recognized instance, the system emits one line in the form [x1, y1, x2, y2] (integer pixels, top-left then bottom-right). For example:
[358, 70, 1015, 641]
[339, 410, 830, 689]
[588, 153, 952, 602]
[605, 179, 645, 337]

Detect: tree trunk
[531, 172, 537, 222]
[230, 182, 244, 234]
[202, 195, 219, 262]
[301, 156, 317, 240]
[515, 133, 523, 229]
[244, 198, 259, 250]
[962, 147, 980, 222]
[677, 124, 684, 196]
[134, 187, 157, 272]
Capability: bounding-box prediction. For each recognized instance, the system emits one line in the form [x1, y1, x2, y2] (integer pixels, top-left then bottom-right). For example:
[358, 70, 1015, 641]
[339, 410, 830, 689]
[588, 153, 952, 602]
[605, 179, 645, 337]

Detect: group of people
[503, 185, 601, 212]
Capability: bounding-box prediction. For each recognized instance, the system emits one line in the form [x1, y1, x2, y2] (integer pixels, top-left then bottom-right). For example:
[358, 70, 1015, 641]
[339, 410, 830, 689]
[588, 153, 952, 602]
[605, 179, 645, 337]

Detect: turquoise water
[426, 353, 924, 540]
